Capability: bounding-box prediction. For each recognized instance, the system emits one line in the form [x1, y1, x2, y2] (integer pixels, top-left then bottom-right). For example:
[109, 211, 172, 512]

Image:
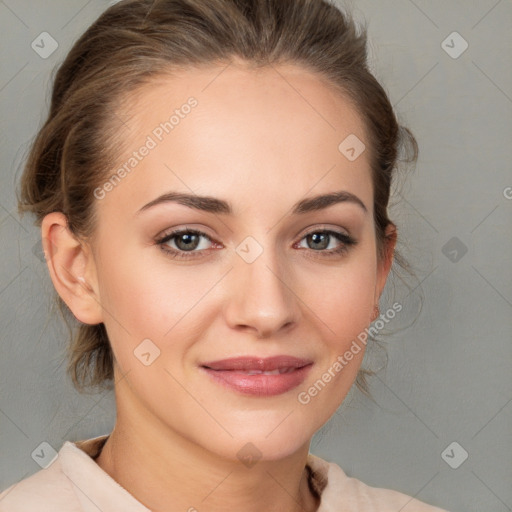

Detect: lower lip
[201, 365, 313, 397]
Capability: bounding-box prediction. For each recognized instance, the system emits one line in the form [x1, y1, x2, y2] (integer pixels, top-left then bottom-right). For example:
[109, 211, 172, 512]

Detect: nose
[223, 245, 300, 339]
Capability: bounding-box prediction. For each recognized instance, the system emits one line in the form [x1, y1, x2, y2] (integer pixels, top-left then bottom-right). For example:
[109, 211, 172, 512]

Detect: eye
[295, 229, 357, 258]
[155, 227, 357, 261]
[156, 228, 217, 260]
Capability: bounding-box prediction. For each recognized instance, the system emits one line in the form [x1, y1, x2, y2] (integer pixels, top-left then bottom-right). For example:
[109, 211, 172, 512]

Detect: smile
[200, 355, 313, 396]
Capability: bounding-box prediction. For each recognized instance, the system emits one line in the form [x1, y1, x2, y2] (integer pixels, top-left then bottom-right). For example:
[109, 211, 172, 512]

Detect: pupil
[177, 233, 198, 251]
[310, 233, 328, 250]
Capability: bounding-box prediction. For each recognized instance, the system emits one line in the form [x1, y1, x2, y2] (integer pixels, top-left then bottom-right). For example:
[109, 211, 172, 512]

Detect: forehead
[100, 62, 372, 218]
[123, 61, 367, 143]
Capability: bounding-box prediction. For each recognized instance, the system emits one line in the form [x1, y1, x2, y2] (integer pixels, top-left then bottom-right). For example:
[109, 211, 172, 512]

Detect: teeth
[244, 368, 292, 375]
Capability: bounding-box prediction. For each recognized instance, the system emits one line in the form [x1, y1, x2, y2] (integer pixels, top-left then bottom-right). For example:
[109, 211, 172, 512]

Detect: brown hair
[17, 0, 418, 395]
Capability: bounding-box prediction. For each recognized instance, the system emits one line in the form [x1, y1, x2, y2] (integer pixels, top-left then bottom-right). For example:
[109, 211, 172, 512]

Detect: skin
[42, 60, 396, 512]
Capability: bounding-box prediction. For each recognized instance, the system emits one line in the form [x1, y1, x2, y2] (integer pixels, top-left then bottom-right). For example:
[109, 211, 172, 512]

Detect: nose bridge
[225, 234, 299, 337]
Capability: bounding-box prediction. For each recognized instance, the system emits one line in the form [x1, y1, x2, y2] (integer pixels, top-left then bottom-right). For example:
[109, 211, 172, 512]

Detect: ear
[41, 212, 103, 325]
[374, 222, 397, 304]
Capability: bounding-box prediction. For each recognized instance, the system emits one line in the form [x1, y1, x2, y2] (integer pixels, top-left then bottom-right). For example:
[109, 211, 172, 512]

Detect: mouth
[201, 355, 313, 371]
[199, 355, 313, 396]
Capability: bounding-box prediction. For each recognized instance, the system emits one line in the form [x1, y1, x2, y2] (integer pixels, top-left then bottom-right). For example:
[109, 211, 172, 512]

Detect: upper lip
[201, 355, 313, 371]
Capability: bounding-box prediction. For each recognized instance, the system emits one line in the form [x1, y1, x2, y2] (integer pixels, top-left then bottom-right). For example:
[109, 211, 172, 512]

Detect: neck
[95, 387, 320, 512]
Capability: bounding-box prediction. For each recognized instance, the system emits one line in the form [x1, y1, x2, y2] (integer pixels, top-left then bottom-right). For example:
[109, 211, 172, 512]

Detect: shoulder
[0, 435, 109, 512]
[0, 453, 79, 511]
[307, 454, 449, 512]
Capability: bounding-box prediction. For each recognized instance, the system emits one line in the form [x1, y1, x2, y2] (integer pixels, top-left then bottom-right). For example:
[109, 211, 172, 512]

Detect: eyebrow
[137, 190, 368, 216]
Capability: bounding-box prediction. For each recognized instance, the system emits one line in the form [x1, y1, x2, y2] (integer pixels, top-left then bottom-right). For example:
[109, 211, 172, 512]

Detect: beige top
[0, 434, 448, 511]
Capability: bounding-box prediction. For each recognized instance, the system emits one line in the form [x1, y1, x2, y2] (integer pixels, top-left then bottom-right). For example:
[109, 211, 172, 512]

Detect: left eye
[297, 231, 349, 251]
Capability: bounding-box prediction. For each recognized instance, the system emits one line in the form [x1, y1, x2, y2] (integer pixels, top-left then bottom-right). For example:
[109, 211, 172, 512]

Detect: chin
[213, 434, 311, 465]
[203, 412, 317, 463]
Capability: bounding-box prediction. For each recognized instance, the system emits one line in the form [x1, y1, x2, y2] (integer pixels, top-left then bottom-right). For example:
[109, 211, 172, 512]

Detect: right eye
[155, 228, 219, 260]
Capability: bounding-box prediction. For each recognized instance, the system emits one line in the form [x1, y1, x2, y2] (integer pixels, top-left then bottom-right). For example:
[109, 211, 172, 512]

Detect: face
[77, 62, 392, 461]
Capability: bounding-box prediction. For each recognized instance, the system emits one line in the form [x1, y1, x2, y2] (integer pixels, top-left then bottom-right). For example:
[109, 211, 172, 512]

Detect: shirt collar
[59, 434, 150, 512]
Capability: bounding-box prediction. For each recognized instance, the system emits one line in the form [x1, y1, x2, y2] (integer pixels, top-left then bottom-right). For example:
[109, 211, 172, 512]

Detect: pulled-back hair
[18, 0, 418, 395]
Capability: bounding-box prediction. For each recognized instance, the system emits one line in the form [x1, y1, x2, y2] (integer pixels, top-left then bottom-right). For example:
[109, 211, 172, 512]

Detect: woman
[0, 0, 448, 510]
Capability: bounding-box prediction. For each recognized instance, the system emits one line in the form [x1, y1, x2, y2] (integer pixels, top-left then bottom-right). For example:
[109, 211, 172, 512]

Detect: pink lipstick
[200, 355, 313, 396]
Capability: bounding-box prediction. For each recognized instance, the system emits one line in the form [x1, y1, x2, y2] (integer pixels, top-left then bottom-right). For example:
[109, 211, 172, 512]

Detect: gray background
[0, 1, 511, 511]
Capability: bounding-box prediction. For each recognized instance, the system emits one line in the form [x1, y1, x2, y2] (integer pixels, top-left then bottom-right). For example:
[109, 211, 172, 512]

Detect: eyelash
[155, 227, 357, 261]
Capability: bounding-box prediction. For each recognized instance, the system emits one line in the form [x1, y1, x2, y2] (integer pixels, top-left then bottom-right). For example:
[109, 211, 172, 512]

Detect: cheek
[94, 248, 217, 358]
[299, 252, 377, 344]
[295, 258, 377, 419]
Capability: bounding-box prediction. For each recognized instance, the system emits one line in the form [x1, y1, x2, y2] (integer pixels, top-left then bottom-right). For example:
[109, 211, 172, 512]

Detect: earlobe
[41, 212, 103, 325]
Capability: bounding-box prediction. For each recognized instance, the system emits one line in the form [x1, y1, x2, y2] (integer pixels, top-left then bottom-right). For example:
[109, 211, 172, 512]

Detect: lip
[199, 356, 313, 397]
